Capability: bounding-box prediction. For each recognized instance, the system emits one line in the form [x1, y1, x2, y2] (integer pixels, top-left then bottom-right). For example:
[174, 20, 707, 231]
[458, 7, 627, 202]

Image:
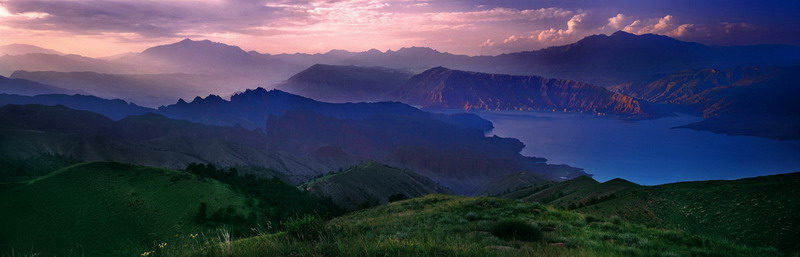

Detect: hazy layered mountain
[0, 104, 332, 183]
[0, 44, 63, 56]
[158, 88, 492, 131]
[9, 71, 231, 107]
[117, 39, 270, 74]
[113, 39, 296, 86]
[319, 32, 800, 86]
[487, 31, 800, 86]
[0, 76, 79, 96]
[612, 66, 800, 139]
[4, 32, 798, 88]
[393, 67, 659, 119]
[265, 108, 585, 194]
[277, 64, 412, 103]
[302, 161, 451, 210]
[0, 53, 139, 77]
[0, 93, 152, 120]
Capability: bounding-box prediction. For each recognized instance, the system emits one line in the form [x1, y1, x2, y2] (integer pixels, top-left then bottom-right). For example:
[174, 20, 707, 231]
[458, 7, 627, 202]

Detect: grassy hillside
[580, 173, 800, 252]
[0, 154, 80, 182]
[176, 195, 777, 257]
[550, 178, 639, 209]
[0, 162, 334, 257]
[515, 176, 601, 203]
[473, 171, 549, 196]
[301, 161, 451, 210]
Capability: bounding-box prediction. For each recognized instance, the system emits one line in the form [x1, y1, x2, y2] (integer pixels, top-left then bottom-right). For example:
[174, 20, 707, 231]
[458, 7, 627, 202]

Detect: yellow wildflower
[159, 242, 168, 248]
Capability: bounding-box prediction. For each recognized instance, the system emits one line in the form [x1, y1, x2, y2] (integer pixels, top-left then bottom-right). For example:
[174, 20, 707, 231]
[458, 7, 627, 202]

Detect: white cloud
[605, 13, 628, 30]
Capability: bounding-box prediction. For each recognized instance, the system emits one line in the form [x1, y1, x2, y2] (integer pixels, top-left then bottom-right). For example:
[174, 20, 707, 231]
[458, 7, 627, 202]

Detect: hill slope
[183, 194, 777, 257]
[302, 162, 451, 210]
[393, 67, 661, 119]
[0, 104, 332, 183]
[582, 173, 800, 252]
[612, 65, 800, 139]
[0, 162, 254, 256]
[502, 173, 800, 252]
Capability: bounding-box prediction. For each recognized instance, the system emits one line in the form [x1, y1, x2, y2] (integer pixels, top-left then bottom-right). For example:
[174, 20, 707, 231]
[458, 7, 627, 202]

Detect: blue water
[479, 111, 800, 185]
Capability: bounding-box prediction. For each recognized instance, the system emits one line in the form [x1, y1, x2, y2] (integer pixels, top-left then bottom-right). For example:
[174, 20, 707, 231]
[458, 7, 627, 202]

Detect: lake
[479, 111, 800, 185]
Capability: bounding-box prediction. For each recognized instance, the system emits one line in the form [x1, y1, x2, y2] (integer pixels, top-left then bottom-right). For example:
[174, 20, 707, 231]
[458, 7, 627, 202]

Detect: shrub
[388, 193, 408, 202]
[489, 219, 543, 242]
[584, 215, 604, 224]
[283, 215, 327, 241]
[464, 212, 481, 221]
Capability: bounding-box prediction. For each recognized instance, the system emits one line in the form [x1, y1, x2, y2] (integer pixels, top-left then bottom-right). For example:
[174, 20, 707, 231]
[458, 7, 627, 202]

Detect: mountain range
[394, 67, 659, 118]
[4, 31, 800, 87]
[0, 44, 63, 56]
[0, 94, 579, 193]
[612, 66, 800, 139]
[0, 104, 332, 183]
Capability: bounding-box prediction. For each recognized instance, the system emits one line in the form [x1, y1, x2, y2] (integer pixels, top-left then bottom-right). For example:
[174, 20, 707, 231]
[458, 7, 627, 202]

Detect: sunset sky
[1, 0, 798, 57]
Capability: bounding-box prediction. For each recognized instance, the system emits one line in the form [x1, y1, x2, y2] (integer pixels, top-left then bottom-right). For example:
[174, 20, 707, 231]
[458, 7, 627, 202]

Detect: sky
[0, 0, 798, 57]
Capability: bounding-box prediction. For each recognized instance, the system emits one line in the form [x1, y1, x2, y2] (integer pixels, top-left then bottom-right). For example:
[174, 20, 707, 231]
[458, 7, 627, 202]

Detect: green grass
[580, 172, 800, 253]
[0, 154, 81, 183]
[0, 162, 256, 257]
[299, 161, 449, 210]
[175, 195, 778, 257]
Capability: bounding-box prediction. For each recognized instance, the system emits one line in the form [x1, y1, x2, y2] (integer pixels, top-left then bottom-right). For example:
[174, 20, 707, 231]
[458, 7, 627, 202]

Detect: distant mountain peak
[610, 30, 636, 38]
[187, 94, 226, 104]
[143, 38, 247, 55]
[395, 46, 442, 55]
[0, 43, 63, 56]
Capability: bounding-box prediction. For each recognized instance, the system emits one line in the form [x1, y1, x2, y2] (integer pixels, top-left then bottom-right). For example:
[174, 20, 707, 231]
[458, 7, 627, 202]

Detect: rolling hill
[0, 162, 255, 256]
[301, 161, 451, 210]
[0, 104, 333, 183]
[501, 173, 800, 252]
[581, 173, 800, 252]
[178, 194, 778, 257]
[473, 171, 550, 196]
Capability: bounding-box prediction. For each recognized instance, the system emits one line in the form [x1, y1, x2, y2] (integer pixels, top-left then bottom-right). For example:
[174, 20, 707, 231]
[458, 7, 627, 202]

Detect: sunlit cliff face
[1, 0, 798, 57]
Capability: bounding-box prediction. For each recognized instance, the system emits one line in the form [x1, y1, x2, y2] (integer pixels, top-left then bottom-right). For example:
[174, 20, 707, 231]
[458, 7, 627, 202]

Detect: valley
[0, 12, 798, 256]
